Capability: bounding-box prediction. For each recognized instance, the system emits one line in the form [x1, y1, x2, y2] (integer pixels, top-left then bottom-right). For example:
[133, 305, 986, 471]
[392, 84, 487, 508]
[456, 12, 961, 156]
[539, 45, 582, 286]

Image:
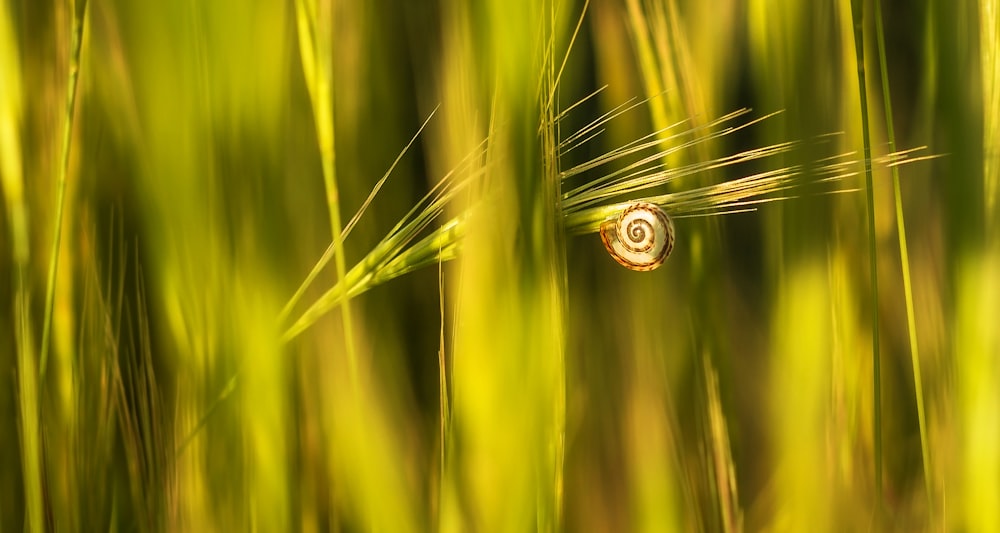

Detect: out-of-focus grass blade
[984, 0, 1000, 220]
[770, 262, 834, 531]
[1, 2, 44, 530]
[960, 2, 1000, 531]
[704, 358, 742, 533]
[848, 0, 883, 506]
[955, 253, 1000, 532]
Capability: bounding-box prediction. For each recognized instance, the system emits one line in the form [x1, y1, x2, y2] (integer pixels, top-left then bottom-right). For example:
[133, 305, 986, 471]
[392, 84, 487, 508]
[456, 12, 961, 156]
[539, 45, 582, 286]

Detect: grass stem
[294, 0, 359, 385]
[874, 0, 931, 513]
[40, 0, 88, 379]
[848, 0, 883, 507]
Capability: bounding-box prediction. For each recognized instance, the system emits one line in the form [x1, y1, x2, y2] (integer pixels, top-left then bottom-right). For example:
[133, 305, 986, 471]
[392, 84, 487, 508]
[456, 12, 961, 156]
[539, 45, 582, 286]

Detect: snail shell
[600, 202, 675, 271]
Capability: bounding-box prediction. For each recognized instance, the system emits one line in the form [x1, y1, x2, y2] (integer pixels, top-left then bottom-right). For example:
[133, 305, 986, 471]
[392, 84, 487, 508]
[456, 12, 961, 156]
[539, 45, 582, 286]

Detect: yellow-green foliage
[0, 0, 996, 531]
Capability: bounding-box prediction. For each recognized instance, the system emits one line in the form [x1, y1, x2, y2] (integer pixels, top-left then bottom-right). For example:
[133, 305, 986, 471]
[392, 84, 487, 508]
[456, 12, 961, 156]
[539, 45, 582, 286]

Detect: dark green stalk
[849, 0, 883, 506]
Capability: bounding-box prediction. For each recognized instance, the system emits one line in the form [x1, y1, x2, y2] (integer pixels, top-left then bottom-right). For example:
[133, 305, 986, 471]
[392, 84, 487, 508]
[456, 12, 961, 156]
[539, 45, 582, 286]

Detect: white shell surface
[599, 202, 674, 271]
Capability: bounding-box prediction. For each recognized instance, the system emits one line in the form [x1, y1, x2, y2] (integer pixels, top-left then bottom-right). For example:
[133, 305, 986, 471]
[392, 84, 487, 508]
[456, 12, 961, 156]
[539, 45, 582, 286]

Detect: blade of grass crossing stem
[849, 0, 883, 506]
[40, 3, 89, 513]
[278, 107, 439, 325]
[40, 0, 88, 379]
[443, 0, 567, 528]
[295, 0, 358, 383]
[873, 0, 931, 511]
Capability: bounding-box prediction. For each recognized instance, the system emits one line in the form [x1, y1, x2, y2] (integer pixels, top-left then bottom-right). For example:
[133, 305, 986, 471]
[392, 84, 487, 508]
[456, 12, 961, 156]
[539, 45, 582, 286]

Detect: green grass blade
[873, 0, 931, 513]
[1, 2, 43, 528]
[848, 0, 883, 508]
[963, 0, 1000, 530]
[278, 106, 438, 324]
[14, 275, 42, 533]
[294, 0, 358, 383]
[283, 126, 933, 342]
[39, 0, 88, 380]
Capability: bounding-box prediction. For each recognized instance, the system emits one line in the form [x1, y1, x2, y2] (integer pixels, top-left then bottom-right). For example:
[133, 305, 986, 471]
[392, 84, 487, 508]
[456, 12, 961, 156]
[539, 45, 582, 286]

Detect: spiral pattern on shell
[600, 202, 674, 271]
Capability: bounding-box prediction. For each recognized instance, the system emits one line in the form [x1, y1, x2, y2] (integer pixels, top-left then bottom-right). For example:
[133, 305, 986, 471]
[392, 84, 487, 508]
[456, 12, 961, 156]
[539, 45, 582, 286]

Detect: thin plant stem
[874, 0, 931, 512]
[436, 253, 449, 531]
[849, 0, 883, 507]
[40, 0, 89, 379]
[278, 107, 438, 325]
[15, 269, 42, 532]
[295, 0, 358, 385]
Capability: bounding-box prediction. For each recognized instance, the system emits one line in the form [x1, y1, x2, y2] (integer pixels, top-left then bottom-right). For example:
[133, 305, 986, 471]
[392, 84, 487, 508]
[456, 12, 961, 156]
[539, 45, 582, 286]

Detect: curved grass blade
[281, 149, 488, 341]
[283, 102, 937, 344]
[277, 106, 439, 324]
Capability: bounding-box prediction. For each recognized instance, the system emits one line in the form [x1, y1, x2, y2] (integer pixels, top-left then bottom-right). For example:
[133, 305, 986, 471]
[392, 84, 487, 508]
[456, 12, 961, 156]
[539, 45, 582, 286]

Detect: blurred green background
[1, 0, 997, 531]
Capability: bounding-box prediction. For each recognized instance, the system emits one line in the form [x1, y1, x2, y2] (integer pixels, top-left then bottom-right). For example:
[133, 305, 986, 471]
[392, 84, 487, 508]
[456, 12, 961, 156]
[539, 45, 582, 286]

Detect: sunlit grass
[1, 0, 994, 531]
[1, 1, 42, 530]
